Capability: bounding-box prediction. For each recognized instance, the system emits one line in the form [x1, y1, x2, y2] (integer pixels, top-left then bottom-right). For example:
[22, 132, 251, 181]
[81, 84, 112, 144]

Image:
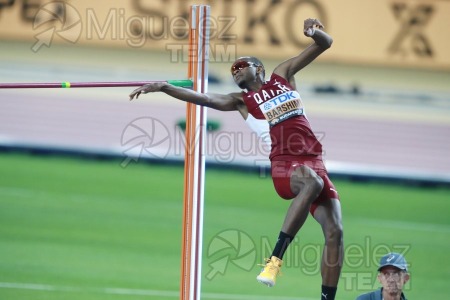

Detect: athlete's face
[230, 60, 258, 88]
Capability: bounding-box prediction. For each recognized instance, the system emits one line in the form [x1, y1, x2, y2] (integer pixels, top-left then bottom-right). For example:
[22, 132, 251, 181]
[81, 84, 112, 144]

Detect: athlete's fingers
[129, 90, 142, 101]
[314, 19, 324, 29]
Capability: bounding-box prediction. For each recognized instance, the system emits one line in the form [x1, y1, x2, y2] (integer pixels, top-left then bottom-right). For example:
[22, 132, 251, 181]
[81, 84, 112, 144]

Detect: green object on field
[167, 79, 193, 87]
[177, 119, 221, 132]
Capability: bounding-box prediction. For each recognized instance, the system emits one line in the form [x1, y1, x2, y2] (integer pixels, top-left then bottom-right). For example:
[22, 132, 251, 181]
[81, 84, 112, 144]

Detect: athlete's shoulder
[226, 91, 248, 114]
[227, 91, 245, 102]
[268, 73, 294, 88]
[233, 91, 245, 97]
[269, 73, 284, 81]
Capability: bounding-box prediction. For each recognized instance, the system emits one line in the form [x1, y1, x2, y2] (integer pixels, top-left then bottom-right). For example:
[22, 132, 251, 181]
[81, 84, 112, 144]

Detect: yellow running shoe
[256, 256, 283, 287]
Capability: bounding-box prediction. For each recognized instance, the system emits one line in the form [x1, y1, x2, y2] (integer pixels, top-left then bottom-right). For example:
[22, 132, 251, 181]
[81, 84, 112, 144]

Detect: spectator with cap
[356, 252, 410, 300]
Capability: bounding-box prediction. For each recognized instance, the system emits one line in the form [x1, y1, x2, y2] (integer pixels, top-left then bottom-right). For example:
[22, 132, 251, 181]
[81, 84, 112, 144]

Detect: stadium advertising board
[0, 0, 449, 69]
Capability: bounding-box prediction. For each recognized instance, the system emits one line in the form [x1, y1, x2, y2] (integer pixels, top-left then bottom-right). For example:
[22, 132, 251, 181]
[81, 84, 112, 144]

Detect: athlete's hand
[304, 18, 324, 37]
[129, 82, 166, 100]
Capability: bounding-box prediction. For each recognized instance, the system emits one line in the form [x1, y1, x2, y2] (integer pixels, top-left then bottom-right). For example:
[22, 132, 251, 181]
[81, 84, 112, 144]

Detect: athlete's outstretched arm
[129, 82, 242, 111]
[274, 18, 333, 81]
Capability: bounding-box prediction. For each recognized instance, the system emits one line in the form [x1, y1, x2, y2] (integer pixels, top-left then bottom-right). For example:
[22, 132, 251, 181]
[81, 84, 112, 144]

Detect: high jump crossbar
[0, 80, 192, 89]
[0, 5, 211, 300]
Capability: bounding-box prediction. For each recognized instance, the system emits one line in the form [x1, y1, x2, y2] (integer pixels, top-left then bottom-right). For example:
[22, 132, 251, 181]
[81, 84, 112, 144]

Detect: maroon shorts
[271, 155, 339, 215]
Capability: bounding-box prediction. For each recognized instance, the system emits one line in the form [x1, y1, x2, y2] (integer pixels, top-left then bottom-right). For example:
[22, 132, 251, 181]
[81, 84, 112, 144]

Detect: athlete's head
[230, 56, 265, 89]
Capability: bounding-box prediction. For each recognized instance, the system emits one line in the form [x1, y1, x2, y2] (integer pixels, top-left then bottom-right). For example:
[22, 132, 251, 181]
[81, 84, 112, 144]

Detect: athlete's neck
[243, 79, 264, 92]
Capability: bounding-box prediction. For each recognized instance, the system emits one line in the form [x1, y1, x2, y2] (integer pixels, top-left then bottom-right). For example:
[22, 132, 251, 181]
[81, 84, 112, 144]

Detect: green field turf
[0, 152, 449, 299]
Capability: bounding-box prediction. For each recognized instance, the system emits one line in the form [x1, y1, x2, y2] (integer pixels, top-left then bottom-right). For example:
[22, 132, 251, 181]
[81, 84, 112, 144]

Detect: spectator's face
[378, 266, 410, 295]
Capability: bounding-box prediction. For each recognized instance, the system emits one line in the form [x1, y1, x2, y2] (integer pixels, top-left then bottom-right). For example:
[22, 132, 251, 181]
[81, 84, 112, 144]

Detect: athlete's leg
[257, 164, 324, 287]
[281, 165, 324, 235]
[313, 198, 343, 299]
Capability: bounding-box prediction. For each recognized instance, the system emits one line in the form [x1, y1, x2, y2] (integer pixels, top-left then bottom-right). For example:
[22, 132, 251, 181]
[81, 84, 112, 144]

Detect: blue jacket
[356, 288, 407, 300]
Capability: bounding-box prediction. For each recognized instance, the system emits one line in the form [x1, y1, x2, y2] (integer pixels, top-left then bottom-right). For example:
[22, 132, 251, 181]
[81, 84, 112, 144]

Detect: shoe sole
[256, 276, 275, 287]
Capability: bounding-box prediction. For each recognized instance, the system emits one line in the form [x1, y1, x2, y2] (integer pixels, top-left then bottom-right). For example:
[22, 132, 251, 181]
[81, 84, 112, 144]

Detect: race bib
[258, 91, 304, 127]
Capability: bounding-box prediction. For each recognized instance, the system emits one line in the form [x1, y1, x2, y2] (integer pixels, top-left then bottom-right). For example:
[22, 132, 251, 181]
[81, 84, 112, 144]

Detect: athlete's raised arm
[129, 81, 244, 112]
[273, 18, 333, 82]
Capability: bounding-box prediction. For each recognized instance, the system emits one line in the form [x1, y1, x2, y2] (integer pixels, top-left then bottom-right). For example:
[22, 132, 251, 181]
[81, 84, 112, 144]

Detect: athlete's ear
[256, 66, 264, 77]
[258, 66, 266, 80]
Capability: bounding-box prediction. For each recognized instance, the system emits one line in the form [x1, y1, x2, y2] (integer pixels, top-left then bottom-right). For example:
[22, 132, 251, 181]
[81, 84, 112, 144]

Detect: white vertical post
[180, 5, 210, 300]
